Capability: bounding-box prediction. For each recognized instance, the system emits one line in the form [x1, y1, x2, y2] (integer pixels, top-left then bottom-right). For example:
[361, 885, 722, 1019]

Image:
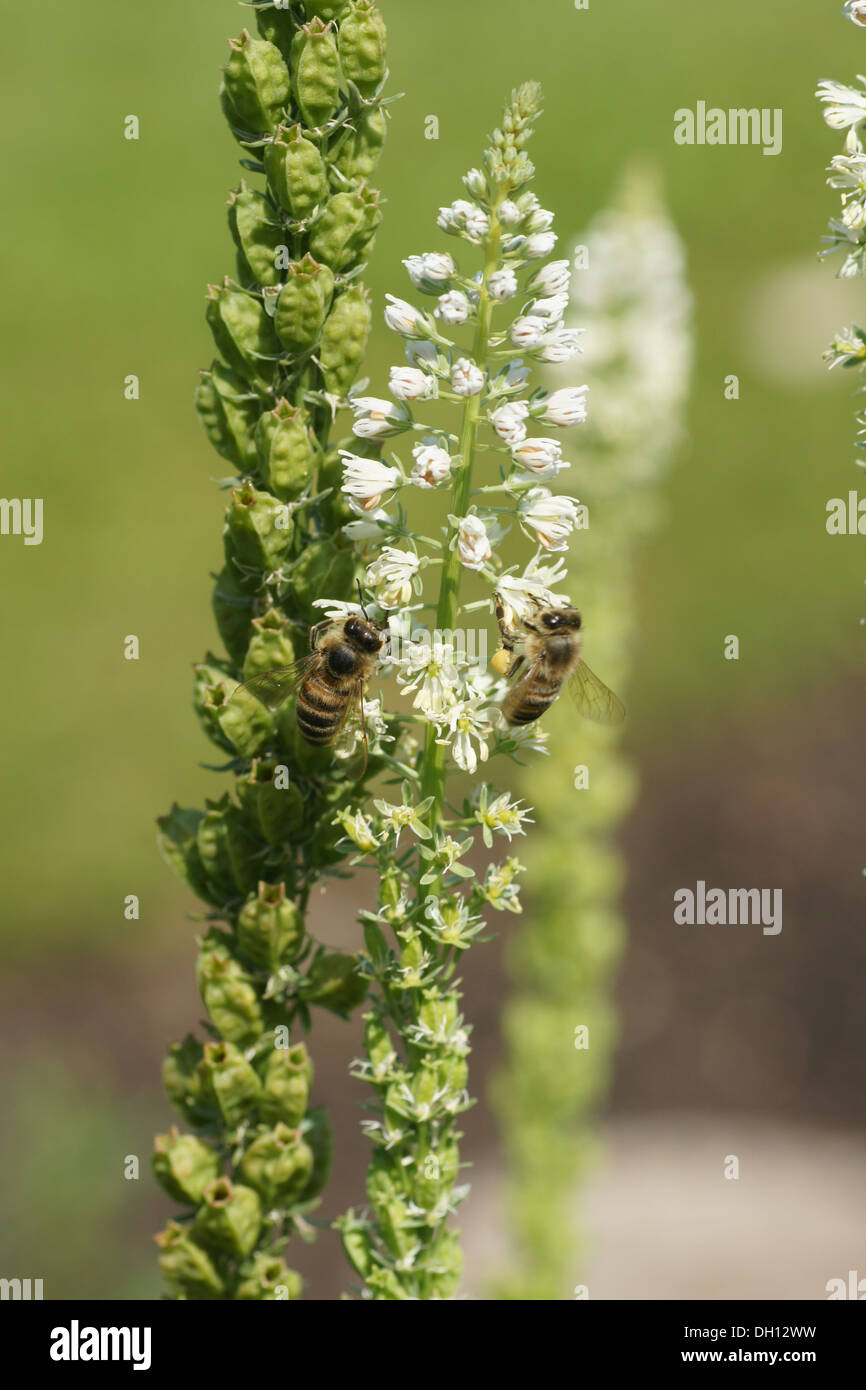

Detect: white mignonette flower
[389, 365, 438, 401]
[342, 508, 392, 541]
[456, 514, 492, 569]
[350, 396, 410, 439]
[487, 267, 518, 301]
[442, 700, 492, 775]
[511, 436, 568, 478]
[844, 0, 866, 24]
[384, 293, 424, 336]
[437, 198, 490, 242]
[498, 199, 522, 227]
[475, 788, 534, 847]
[537, 385, 589, 427]
[510, 315, 549, 349]
[333, 807, 380, 853]
[816, 78, 866, 129]
[435, 289, 471, 325]
[340, 451, 402, 510]
[524, 230, 558, 258]
[525, 206, 555, 233]
[538, 327, 585, 363]
[411, 441, 452, 488]
[520, 488, 581, 550]
[463, 167, 487, 198]
[403, 252, 457, 288]
[495, 558, 571, 621]
[527, 258, 571, 296]
[373, 794, 435, 846]
[366, 546, 420, 610]
[451, 357, 485, 396]
[842, 198, 866, 231]
[397, 639, 461, 719]
[489, 399, 530, 444]
[531, 292, 570, 323]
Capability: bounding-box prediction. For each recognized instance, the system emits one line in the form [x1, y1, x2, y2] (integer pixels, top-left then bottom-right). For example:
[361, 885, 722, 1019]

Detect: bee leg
[494, 594, 519, 653]
[308, 620, 330, 652]
[506, 654, 525, 680]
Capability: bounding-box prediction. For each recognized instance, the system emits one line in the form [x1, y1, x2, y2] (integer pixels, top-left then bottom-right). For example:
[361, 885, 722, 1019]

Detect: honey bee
[237, 592, 387, 770]
[493, 592, 625, 727]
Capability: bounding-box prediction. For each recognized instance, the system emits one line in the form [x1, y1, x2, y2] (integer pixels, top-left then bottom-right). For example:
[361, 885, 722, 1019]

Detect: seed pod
[194, 1177, 262, 1258]
[157, 805, 217, 906]
[338, 1, 387, 98]
[300, 951, 367, 1017]
[198, 930, 266, 1047]
[264, 124, 329, 222]
[330, 106, 387, 184]
[273, 254, 334, 354]
[243, 606, 297, 675]
[319, 285, 371, 397]
[303, 0, 350, 20]
[200, 1039, 263, 1129]
[298, 1105, 333, 1202]
[155, 1221, 225, 1301]
[285, 537, 357, 622]
[195, 796, 239, 901]
[221, 30, 290, 140]
[225, 481, 295, 571]
[410, 1137, 460, 1213]
[255, 398, 316, 499]
[254, 4, 298, 60]
[258, 1042, 313, 1127]
[236, 1253, 302, 1301]
[162, 1035, 212, 1126]
[309, 185, 382, 272]
[237, 881, 304, 969]
[238, 759, 304, 846]
[239, 1122, 314, 1204]
[290, 18, 341, 130]
[228, 183, 285, 289]
[211, 564, 255, 667]
[206, 279, 280, 386]
[192, 659, 236, 753]
[214, 679, 275, 759]
[153, 1128, 220, 1207]
[195, 362, 260, 472]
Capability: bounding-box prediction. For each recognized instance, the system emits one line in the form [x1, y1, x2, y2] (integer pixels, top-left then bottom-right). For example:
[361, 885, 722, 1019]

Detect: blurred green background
[0, 0, 862, 1299]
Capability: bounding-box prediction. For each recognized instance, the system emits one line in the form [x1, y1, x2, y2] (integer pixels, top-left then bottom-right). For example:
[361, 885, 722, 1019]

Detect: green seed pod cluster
[157, 0, 390, 1301]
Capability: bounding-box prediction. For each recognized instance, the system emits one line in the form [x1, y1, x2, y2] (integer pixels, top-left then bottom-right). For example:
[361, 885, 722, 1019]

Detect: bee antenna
[356, 579, 371, 621]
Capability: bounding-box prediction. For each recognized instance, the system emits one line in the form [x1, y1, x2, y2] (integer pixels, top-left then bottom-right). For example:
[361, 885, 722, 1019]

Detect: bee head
[541, 607, 581, 632]
[345, 614, 384, 653]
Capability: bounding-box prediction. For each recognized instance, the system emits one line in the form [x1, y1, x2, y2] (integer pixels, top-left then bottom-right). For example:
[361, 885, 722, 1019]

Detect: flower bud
[157, 805, 217, 906]
[194, 1177, 262, 1258]
[236, 1253, 302, 1300]
[274, 254, 334, 354]
[339, 1218, 375, 1280]
[309, 186, 382, 272]
[418, 992, 460, 1044]
[426, 1229, 462, 1299]
[366, 1162, 415, 1259]
[259, 1041, 313, 1127]
[153, 1128, 220, 1206]
[206, 278, 279, 384]
[364, 1015, 398, 1082]
[264, 124, 329, 221]
[409, 1137, 460, 1213]
[290, 18, 341, 130]
[195, 361, 259, 471]
[237, 881, 304, 969]
[225, 481, 295, 571]
[228, 182, 284, 288]
[338, 1, 387, 98]
[197, 929, 265, 1047]
[155, 1221, 225, 1301]
[200, 1039, 263, 1129]
[211, 564, 255, 666]
[299, 1105, 333, 1202]
[221, 30, 291, 139]
[238, 760, 304, 846]
[255, 398, 316, 499]
[300, 951, 367, 1017]
[162, 1035, 211, 1125]
[330, 106, 387, 183]
[319, 285, 371, 397]
[239, 1122, 314, 1205]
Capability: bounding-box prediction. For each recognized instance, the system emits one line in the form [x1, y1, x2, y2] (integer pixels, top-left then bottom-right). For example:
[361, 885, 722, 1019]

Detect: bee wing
[569, 658, 626, 726]
[332, 679, 370, 781]
[234, 655, 319, 712]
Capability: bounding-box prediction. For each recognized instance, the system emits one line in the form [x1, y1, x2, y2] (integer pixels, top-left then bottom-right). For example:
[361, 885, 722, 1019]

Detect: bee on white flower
[411, 441, 452, 488]
[384, 294, 425, 337]
[527, 259, 571, 296]
[451, 357, 485, 396]
[350, 396, 410, 439]
[389, 365, 438, 401]
[524, 231, 558, 258]
[535, 385, 589, 427]
[489, 400, 530, 445]
[816, 78, 866, 130]
[510, 315, 549, 349]
[340, 451, 402, 510]
[511, 437, 569, 478]
[440, 699, 492, 774]
[456, 514, 492, 569]
[519, 488, 582, 550]
[538, 328, 585, 363]
[365, 546, 421, 609]
[403, 252, 457, 291]
[487, 267, 518, 301]
[435, 289, 471, 325]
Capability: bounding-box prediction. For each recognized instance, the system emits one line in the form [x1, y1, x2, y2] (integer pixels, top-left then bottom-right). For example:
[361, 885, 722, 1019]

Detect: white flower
[816, 78, 866, 130]
[403, 252, 456, 289]
[844, 0, 866, 25]
[475, 788, 534, 847]
[442, 700, 492, 774]
[511, 436, 568, 478]
[525, 206, 554, 233]
[389, 365, 438, 401]
[487, 267, 518, 301]
[456, 514, 492, 569]
[451, 357, 485, 396]
[333, 806, 380, 853]
[340, 451, 402, 510]
[384, 294, 424, 336]
[435, 289, 471, 325]
[524, 231, 558, 258]
[538, 328, 585, 363]
[437, 199, 490, 241]
[397, 638, 461, 718]
[519, 488, 581, 550]
[342, 508, 392, 541]
[531, 293, 569, 323]
[510, 315, 548, 349]
[527, 258, 571, 295]
[498, 199, 522, 227]
[350, 396, 409, 439]
[536, 385, 589, 427]
[489, 399, 530, 444]
[496, 557, 571, 620]
[411, 442, 452, 488]
[463, 167, 487, 198]
[365, 546, 420, 609]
